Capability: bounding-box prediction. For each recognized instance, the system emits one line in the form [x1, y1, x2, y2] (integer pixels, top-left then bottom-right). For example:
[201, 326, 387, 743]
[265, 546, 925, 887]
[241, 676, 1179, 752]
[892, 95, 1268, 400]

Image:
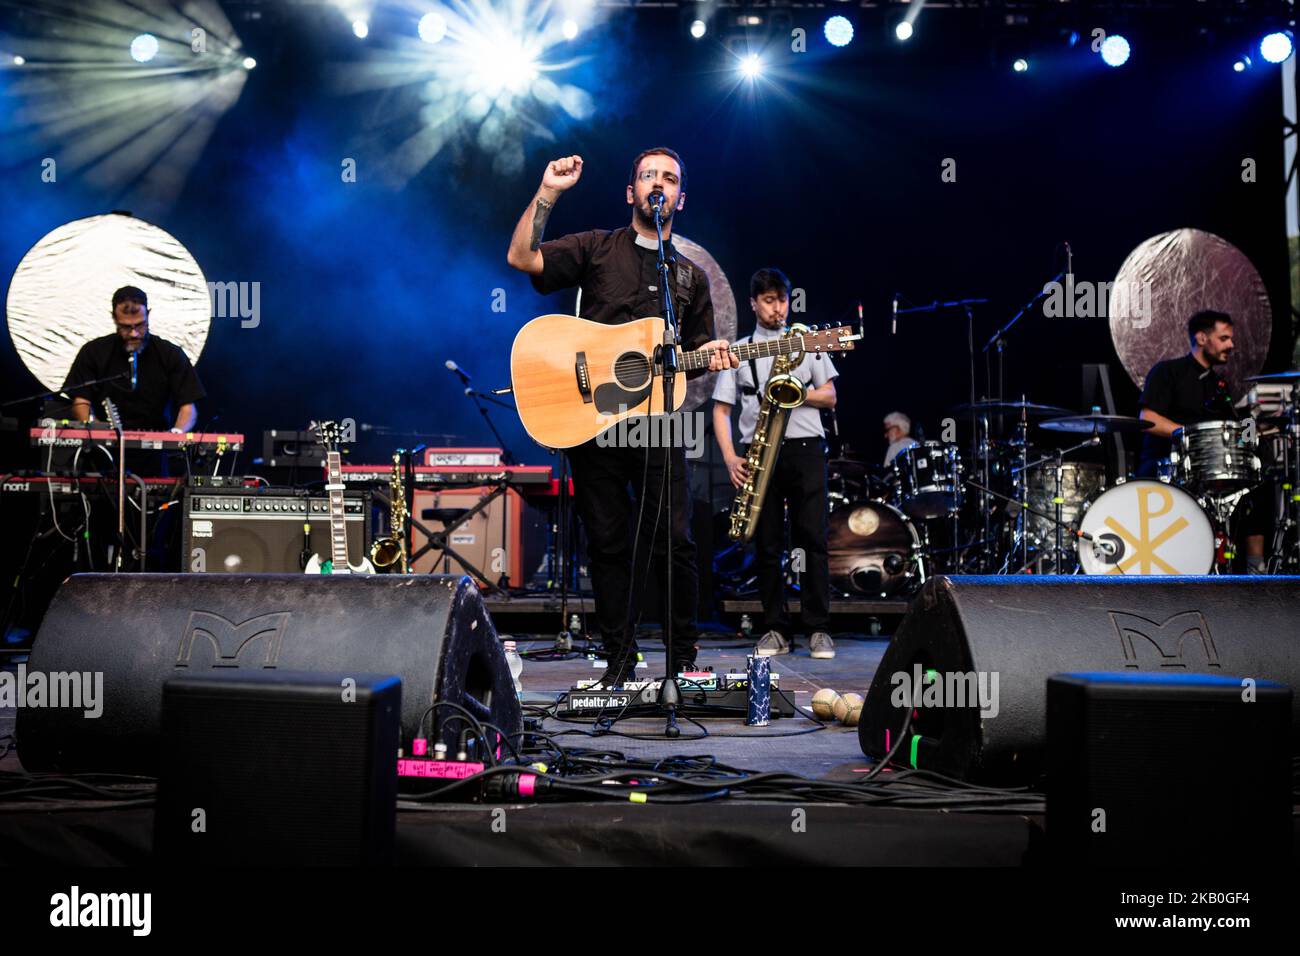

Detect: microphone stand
[651, 194, 682, 738]
[463, 387, 519, 466]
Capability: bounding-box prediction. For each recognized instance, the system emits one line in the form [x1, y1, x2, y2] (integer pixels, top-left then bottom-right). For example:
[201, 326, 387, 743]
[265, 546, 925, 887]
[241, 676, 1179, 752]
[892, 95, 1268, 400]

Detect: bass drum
[1077, 480, 1215, 575]
[829, 500, 922, 597]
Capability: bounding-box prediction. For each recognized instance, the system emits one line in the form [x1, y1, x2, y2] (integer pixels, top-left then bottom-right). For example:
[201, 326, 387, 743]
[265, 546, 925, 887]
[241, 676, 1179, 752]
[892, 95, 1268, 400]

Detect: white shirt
[885, 437, 920, 466]
[712, 322, 838, 445]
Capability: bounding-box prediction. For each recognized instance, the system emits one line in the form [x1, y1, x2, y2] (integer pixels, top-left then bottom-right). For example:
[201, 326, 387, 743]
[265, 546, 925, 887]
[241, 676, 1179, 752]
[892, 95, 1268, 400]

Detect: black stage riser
[17, 573, 521, 775]
[860, 575, 1300, 784]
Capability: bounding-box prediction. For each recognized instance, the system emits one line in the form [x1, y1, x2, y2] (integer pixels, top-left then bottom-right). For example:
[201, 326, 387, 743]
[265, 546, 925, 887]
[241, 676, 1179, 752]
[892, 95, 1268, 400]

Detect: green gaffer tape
[910, 734, 921, 769]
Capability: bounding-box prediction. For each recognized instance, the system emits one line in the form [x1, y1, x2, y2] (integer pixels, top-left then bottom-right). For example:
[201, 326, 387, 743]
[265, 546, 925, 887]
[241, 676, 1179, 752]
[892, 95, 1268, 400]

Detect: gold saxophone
[370, 452, 409, 573]
[728, 324, 808, 543]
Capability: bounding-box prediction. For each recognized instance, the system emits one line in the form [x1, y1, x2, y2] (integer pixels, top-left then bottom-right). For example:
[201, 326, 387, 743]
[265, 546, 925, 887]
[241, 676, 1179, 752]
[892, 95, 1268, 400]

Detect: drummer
[1136, 310, 1269, 571]
[883, 411, 920, 466]
[1136, 310, 1235, 477]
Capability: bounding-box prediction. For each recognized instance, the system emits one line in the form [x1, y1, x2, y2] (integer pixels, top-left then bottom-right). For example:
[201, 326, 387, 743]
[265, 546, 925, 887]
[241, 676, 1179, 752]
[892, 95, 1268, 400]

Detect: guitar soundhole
[613, 351, 651, 388]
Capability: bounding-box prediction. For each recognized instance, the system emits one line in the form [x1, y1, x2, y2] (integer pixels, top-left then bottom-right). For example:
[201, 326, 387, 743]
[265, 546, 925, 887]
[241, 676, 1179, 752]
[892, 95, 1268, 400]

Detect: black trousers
[748, 437, 831, 638]
[567, 438, 699, 667]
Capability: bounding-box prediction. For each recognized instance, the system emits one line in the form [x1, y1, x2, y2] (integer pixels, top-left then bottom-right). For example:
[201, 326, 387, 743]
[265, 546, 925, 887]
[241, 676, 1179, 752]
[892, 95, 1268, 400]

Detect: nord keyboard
[30, 425, 244, 454]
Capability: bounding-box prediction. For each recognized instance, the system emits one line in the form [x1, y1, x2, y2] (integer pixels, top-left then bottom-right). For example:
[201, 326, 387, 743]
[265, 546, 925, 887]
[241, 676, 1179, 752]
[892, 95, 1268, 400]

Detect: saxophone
[728, 324, 808, 543]
[370, 452, 409, 573]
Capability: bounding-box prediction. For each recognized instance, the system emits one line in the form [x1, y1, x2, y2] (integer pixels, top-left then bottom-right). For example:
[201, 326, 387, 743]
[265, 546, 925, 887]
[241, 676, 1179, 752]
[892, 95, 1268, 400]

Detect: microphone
[1064, 241, 1072, 278]
[892, 293, 899, 335]
[445, 360, 472, 385]
[129, 352, 138, 391]
[648, 191, 666, 217]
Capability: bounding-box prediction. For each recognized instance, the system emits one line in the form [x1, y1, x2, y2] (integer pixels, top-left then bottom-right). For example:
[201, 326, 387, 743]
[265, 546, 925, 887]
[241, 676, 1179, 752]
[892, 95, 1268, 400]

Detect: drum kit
[826, 372, 1300, 597]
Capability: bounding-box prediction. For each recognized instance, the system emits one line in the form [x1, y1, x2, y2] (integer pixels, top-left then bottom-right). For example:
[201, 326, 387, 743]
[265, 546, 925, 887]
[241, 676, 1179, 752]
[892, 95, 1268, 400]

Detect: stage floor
[515, 630, 887, 779]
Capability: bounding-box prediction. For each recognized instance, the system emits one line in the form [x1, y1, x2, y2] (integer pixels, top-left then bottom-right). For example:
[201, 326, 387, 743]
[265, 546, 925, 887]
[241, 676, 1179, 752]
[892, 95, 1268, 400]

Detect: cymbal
[828, 458, 870, 478]
[949, 399, 1074, 417]
[1040, 414, 1154, 435]
[1245, 370, 1300, 383]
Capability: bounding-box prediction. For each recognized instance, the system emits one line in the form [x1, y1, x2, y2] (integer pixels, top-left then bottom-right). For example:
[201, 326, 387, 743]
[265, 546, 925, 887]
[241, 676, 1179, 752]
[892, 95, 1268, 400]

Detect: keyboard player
[63, 286, 205, 432]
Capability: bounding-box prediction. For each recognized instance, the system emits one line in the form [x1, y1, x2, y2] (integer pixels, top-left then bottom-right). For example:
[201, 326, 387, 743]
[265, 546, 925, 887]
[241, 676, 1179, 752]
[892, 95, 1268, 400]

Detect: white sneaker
[754, 631, 791, 657]
[809, 632, 836, 660]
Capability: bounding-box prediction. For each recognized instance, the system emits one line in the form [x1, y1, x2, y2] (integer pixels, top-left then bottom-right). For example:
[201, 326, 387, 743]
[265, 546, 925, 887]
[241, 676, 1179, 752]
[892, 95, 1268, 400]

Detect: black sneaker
[592, 656, 638, 690]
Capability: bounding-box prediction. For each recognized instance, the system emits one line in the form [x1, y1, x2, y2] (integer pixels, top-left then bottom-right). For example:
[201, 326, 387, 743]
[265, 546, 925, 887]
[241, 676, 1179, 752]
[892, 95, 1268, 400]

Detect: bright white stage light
[562, 19, 579, 40]
[1100, 35, 1131, 68]
[1013, 58, 1028, 73]
[130, 34, 159, 63]
[690, 20, 706, 40]
[824, 16, 853, 48]
[896, 21, 914, 42]
[352, 19, 369, 40]
[419, 13, 448, 44]
[13, 55, 25, 66]
[242, 56, 257, 70]
[740, 53, 761, 79]
[1260, 31, 1294, 64]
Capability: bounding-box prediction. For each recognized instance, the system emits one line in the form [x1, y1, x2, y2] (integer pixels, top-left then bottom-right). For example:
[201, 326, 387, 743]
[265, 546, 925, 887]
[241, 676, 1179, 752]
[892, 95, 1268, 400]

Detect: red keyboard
[336, 464, 552, 486]
[30, 425, 243, 453]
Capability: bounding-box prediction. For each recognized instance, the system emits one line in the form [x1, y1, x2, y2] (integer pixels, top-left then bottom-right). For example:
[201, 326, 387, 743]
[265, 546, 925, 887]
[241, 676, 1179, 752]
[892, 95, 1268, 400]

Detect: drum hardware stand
[963, 478, 1109, 571]
[1011, 433, 1102, 574]
[1270, 384, 1300, 572]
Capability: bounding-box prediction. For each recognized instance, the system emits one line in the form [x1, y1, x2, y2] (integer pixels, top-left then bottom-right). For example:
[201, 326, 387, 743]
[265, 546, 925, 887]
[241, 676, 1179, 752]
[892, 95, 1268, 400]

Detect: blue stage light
[1260, 31, 1294, 64]
[1100, 35, 1130, 68]
[1013, 58, 1029, 73]
[740, 54, 761, 79]
[690, 20, 706, 40]
[824, 16, 853, 48]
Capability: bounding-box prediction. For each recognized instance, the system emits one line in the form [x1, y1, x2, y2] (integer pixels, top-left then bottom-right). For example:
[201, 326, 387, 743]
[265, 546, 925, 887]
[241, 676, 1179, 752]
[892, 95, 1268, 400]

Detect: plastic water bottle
[503, 639, 524, 697]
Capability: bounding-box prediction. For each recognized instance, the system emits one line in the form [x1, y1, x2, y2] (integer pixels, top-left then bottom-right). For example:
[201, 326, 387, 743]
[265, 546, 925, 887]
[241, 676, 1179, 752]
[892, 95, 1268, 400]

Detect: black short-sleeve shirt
[530, 227, 715, 376]
[1136, 354, 1228, 475]
[63, 333, 206, 430]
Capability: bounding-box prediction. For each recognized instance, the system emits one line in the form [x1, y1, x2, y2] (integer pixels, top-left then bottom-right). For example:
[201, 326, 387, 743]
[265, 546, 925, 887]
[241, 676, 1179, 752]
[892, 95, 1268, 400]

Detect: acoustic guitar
[510, 314, 858, 448]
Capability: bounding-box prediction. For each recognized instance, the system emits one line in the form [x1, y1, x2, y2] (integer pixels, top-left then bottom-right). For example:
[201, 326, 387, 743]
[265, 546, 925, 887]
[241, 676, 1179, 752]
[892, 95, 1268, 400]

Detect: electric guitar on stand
[509, 314, 859, 448]
[304, 420, 375, 575]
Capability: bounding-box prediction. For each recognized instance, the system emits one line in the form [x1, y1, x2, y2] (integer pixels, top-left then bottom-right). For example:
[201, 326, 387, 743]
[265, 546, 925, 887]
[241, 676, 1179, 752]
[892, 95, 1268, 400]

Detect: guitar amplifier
[411, 486, 523, 585]
[182, 487, 371, 573]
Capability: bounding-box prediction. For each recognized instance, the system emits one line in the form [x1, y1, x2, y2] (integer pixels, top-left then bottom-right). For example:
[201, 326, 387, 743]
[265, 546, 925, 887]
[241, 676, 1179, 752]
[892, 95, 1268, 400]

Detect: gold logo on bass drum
[1103, 485, 1189, 574]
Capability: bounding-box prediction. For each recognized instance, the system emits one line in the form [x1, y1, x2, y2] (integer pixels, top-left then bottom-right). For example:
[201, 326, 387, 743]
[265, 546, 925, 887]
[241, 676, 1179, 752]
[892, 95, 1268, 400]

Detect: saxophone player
[712, 269, 839, 659]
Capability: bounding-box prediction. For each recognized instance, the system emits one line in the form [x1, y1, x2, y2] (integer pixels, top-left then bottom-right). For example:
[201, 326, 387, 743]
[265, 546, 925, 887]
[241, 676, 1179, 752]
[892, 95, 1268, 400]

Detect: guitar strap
[736, 336, 759, 397]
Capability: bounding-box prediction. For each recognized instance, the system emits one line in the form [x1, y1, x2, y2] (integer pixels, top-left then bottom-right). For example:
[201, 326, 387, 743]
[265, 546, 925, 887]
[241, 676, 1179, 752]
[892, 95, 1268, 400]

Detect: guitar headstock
[799, 325, 860, 353]
[310, 420, 342, 453]
[102, 398, 124, 433]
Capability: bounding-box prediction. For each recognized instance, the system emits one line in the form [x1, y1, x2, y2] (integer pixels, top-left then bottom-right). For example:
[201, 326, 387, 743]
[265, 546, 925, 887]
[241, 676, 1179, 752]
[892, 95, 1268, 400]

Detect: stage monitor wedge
[18, 573, 521, 775]
[859, 575, 1300, 784]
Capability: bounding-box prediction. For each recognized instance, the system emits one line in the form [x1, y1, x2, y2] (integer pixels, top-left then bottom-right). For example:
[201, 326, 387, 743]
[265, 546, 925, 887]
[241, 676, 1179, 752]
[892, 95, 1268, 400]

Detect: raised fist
[542, 155, 584, 193]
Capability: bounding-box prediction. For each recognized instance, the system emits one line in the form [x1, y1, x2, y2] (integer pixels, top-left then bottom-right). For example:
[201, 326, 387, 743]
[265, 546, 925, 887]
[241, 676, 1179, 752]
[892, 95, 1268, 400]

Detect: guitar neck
[325, 451, 349, 570]
[682, 332, 812, 371]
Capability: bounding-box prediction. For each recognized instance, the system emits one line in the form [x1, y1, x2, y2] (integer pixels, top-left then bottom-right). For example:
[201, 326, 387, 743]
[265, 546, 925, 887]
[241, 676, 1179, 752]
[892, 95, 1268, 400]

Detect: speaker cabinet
[1046, 672, 1291, 866]
[860, 575, 1300, 784]
[411, 486, 523, 585]
[183, 488, 370, 573]
[155, 671, 400, 865]
[19, 573, 521, 774]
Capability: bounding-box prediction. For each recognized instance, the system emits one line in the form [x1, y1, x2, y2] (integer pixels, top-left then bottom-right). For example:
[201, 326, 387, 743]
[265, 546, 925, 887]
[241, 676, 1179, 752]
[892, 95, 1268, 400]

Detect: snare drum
[828, 500, 922, 596]
[893, 441, 962, 519]
[1172, 419, 1260, 494]
[1077, 480, 1215, 575]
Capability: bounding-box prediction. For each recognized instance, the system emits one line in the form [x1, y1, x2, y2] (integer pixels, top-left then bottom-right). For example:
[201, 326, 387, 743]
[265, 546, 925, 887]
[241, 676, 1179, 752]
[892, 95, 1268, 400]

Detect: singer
[505, 147, 737, 689]
[64, 286, 205, 431]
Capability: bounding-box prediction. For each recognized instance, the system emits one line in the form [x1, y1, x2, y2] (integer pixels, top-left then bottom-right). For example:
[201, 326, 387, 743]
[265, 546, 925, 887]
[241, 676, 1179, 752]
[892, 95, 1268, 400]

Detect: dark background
[1, 2, 1295, 487]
